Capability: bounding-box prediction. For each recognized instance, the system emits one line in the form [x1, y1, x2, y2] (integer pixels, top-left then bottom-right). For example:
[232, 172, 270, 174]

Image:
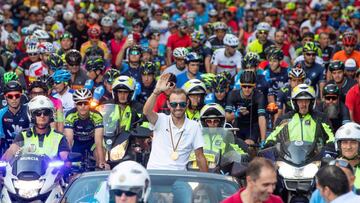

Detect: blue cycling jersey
[263, 67, 289, 96]
[300, 61, 326, 90]
[0, 105, 30, 141]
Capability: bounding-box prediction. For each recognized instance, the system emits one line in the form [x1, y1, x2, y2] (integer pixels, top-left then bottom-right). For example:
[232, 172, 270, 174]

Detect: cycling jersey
[276, 84, 292, 113]
[71, 68, 88, 90]
[162, 64, 186, 76]
[188, 46, 210, 73]
[122, 66, 142, 83]
[316, 102, 351, 132]
[246, 39, 274, 60]
[176, 71, 202, 88]
[327, 78, 357, 103]
[234, 70, 270, 97]
[211, 48, 242, 77]
[65, 108, 103, 154]
[266, 110, 334, 145]
[205, 36, 225, 53]
[263, 67, 289, 96]
[299, 61, 326, 90]
[332, 50, 360, 67]
[0, 105, 30, 141]
[52, 87, 75, 116]
[137, 80, 156, 105]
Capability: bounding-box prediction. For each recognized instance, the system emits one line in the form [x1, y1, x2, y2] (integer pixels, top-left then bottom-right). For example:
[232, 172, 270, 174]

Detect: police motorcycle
[187, 128, 250, 182]
[259, 138, 324, 203]
[0, 142, 80, 203]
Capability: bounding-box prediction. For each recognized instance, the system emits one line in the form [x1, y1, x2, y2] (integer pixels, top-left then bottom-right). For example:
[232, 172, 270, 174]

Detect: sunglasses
[6, 93, 21, 100]
[305, 53, 316, 57]
[258, 31, 268, 35]
[31, 91, 45, 96]
[54, 81, 63, 85]
[112, 189, 137, 197]
[241, 84, 255, 89]
[129, 50, 141, 55]
[344, 44, 355, 47]
[325, 96, 338, 101]
[329, 159, 354, 174]
[169, 101, 187, 108]
[76, 101, 90, 106]
[229, 45, 238, 49]
[34, 109, 52, 117]
[205, 118, 220, 124]
[28, 53, 38, 56]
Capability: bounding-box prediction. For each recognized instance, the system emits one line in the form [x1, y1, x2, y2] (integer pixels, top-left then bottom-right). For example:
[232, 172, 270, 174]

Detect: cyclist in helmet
[263, 48, 289, 103]
[211, 34, 242, 77]
[334, 122, 360, 191]
[177, 52, 202, 87]
[46, 53, 65, 74]
[137, 62, 156, 105]
[112, 75, 142, 131]
[117, 45, 142, 82]
[234, 52, 269, 96]
[15, 42, 41, 86]
[3, 95, 70, 161]
[212, 73, 231, 107]
[333, 32, 360, 66]
[107, 160, 151, 203]
[166, 20, 191, 66]
[57, 32, 74, 60]
[64, 88, 108, 169]
[226, 71, 267, 145]
[275, 68, 306, 122]
[205, 21, 227, 53]
[182, 79, 207, 120]
[327, 60, 356, 103]
[189, 32, 208, 73]
[38, 41, 55, 63]
[266, 84, 334, 147]
[80, 26, 110, 60]
[163, 47, 189, 76]
[65, 49, 88, 90]
[52, 69, 75, 115]
[246, 22, 274, 60]
[296, 42, 326, 97]
[344, 58, 358, 79]
[100, 16, 114, 42]
[85, 56, 105, 87]
[98, 69, 121, 105]
[0, 32, 21, 71]
[317, 84, 351, 132]
[0, 81, 30, 154]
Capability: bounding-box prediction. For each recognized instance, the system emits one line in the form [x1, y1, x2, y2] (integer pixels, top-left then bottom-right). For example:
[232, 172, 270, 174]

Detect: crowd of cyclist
[1, 0, 360, 202]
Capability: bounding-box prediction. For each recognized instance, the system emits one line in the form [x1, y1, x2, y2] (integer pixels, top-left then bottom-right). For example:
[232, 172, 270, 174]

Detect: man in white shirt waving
[143, 73, 208, 172]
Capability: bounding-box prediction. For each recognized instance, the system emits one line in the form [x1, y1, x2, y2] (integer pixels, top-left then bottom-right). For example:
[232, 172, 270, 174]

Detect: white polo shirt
[147, 113, 204, 170]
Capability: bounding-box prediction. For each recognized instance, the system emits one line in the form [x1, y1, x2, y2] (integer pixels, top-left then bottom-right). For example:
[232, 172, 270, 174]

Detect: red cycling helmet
[87, 26, 101, 39]
[342, 33, 357, 46]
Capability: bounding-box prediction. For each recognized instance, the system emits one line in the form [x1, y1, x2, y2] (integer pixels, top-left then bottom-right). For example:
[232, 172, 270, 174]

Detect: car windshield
[63, 173, 238, 203]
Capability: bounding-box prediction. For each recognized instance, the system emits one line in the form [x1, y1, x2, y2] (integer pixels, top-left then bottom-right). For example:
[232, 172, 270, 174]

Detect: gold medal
[171, 151, 179, 160]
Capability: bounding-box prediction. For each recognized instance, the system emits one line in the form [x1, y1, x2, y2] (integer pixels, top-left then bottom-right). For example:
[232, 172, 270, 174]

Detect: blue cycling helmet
[52, 69, 71, 83]
[185, 52, 201, 64]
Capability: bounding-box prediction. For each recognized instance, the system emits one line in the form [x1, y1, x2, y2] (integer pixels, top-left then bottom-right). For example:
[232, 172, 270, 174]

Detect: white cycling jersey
[211, 48, 242, 77]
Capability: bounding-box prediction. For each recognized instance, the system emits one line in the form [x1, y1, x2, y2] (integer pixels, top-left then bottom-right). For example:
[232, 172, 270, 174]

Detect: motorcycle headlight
[13, 180, 45, 199]
[277, 161, 319, 179]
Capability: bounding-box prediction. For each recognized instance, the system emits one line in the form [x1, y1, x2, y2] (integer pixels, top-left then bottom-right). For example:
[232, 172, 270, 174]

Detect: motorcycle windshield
[96, 104, 119, 138]
[10, 142, 50, 180]
[279, 141, 317, 166]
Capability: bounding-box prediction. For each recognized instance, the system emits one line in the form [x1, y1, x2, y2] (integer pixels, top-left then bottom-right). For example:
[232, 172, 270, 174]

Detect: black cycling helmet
[65, 49, 82, 66]
[240, 70, 256, 84]
[28, 80, 48, 92]
[85, 46, 104, 59]
[267, 49, 284, 61]
[328, 60, 345, 72]
[213, 74, 229, 92]
[129, 45, 142, 55]
[323, 83, 340, 96]
[46, 53, 64, 71]
[85, 56, 105, 72]
[140, 62, 156, 75]
[4, 81, 22, 94]
[104, 69, 121, 84]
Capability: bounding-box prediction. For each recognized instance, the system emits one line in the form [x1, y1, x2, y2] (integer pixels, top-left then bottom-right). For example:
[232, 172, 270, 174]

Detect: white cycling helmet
[44, 16, 55, 25]
[256, 22, 271, 32]
[173, 47, 189, 58]
[33, 30, 50, 40]
[223, 34, 239, 47]
[335, 122, 360, 152]
[37, 42, 55, 54]
[27, 43, 39, 54]
[290, 84, 316, 111]
[73, 88, 92, 103]
[63, 11, 74, 21]
[200, 103, 226, 128]
[182, 79, 207, 95]
[112, 75, 136, 92]
[108, 161, 151, 203]
[101, 16, 113, 27]
[27, 95, 55, 120]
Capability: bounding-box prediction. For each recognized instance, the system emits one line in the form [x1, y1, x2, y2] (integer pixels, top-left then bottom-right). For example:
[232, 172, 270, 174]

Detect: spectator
[166, 21, 191, 66]
[222, 157, 283, 203]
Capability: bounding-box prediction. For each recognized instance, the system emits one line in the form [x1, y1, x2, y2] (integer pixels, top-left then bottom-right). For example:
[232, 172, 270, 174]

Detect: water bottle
[84, 80, 94, 90]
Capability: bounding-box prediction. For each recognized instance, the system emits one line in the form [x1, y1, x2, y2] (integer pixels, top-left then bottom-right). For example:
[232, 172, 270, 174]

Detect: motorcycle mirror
[67, 152, 82, 162]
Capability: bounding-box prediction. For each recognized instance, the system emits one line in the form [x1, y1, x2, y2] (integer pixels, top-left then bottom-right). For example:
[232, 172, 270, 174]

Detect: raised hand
[155, 73, 173, 93]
